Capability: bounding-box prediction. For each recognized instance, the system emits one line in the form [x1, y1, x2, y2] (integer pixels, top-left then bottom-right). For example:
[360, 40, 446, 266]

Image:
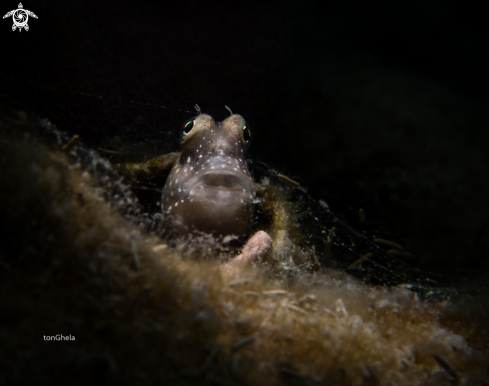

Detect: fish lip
[186, 169, 256, 198]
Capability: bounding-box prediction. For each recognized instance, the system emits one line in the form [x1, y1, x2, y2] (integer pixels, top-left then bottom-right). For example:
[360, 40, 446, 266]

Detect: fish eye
[242, 125, 251, 144]
[182, 119, 194, 136]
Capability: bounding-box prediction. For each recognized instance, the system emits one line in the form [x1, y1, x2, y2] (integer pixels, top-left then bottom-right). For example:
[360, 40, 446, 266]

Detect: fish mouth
[187, 170, 255, 201]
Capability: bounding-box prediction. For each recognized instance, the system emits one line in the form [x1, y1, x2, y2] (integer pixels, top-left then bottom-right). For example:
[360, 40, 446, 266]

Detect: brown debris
[373, 238, 404, 250]
[324, 226, 336, 257]
[61, 134, 80, 152]
[98, 147, 124, 155]
[359, 208, 366, 223]
[277, 173, 300, 187]
[348, 252, 373, 269]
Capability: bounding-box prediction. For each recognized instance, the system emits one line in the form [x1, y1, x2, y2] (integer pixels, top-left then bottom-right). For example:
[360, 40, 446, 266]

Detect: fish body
[162, 113, 255, 236]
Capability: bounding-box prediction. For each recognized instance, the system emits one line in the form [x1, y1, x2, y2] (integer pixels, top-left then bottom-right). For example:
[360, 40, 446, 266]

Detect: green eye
[182, 119, 194, 136]
[243, 125, 251, 143]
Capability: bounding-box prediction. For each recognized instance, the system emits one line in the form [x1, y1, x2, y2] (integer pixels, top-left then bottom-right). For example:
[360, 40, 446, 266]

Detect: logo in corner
[3, 3, 38, 32]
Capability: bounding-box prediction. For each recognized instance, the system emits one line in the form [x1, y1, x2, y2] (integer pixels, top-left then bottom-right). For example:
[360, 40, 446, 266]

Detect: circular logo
[13, 9, 28, 28]
[3, 3, 38, 32]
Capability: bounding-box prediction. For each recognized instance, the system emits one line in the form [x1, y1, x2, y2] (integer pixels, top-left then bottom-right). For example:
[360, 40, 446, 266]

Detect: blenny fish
[161, 111, 256, 237]
[117, 108, 454, 290]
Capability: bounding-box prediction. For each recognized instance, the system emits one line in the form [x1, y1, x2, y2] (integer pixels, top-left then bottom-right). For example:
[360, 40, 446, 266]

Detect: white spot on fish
[175, 202, 178, 207]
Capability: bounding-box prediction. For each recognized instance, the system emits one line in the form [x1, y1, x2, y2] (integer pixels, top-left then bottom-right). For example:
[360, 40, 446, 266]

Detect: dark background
[2, 0, 489, 276]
